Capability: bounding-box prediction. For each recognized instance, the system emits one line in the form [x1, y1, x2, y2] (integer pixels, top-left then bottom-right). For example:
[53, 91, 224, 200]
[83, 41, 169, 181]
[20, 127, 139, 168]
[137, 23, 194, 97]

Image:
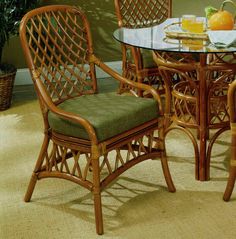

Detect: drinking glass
[181, 15, 196, 31]
[188, 18, 205, 33]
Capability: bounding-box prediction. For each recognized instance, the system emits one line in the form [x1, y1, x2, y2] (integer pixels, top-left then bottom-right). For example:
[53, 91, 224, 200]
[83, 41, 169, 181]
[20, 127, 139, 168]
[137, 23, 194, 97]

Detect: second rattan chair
[19, 5, 175, 235]
[114, 0, 172, 96]
[223, 80, 236, 201]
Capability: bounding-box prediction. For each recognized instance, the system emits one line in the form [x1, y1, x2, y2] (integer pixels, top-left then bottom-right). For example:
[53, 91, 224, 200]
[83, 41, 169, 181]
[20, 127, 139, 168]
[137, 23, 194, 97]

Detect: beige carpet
[1, 94, 236, 239]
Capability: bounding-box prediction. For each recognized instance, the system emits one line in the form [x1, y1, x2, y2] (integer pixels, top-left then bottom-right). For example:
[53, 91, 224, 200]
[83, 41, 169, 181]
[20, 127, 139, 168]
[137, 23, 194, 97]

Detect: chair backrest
[20, 5, 97, 104]
[114, 0, 172, 28]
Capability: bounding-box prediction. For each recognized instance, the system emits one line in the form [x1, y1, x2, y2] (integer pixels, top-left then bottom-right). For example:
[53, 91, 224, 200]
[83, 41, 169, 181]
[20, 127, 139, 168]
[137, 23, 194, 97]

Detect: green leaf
[205, 6, 218, 20]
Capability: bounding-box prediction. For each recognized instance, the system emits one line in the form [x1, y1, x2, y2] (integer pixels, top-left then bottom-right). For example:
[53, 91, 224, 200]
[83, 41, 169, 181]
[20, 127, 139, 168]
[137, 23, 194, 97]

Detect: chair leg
[91, 149, 104, 235]
[93, 192, 103, 235]
[24, 135, 49, 202]
[160, 153, 176, 193]
[159, 125, 176, 192]
[223, 166, 236, 201]
[24, 173, 38, 202]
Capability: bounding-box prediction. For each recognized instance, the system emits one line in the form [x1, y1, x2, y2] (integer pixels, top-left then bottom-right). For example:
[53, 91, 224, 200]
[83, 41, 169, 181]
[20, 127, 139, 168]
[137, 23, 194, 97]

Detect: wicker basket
[0, 70, 17, 111]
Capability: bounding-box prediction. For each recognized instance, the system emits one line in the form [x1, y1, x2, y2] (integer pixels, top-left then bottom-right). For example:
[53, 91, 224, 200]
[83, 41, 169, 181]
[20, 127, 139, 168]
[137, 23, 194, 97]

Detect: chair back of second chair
[114, 0, 172, 28]
[114, 0, 172, 96]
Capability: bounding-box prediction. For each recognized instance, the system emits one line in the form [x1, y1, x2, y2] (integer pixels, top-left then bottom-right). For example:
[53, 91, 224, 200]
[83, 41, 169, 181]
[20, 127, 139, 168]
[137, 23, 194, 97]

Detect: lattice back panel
[116, 0, 171, 28]
[207, 70, 235, 125]
[23, 6, 96, 102]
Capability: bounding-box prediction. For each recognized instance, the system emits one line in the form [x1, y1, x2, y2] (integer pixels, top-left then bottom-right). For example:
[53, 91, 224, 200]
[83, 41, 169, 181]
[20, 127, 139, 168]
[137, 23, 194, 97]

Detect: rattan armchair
[19, 5, 175, 235]
[223, 80, 236, 201]
[114, 0, 172, 96]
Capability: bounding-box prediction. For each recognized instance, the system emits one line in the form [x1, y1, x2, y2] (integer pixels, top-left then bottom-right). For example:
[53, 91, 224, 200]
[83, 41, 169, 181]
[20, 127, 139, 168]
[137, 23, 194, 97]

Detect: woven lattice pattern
[117, 0, 170, 28]
[207, 70, 235, 125]
[207, 54, 236, 126]
[25, 8, 95, 102]
[41, 133, 157, 186]
[154, 52, 236, 128]
[209, 53, 236, 65]
[171, 70, 233, 127]
[153, 51, 236, 181]
[172, 81, 198, 126]
[0, 71, 16, 110]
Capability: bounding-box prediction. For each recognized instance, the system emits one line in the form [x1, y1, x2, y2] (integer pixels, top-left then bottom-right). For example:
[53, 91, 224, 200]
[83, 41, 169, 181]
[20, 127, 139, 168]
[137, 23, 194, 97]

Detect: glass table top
[113, 18, 236, 54]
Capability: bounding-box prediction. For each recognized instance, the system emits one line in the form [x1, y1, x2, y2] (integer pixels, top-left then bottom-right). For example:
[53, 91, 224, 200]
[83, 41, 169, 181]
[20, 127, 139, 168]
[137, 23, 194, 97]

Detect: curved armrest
[90, 54, 163, 114]
[31, 70, 98, 144]
[228, 80, 236, 123]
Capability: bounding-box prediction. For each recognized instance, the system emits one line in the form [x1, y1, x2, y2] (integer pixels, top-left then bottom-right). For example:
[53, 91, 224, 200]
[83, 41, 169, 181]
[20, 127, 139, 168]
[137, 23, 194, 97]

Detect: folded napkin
[207, 30, 236, 48]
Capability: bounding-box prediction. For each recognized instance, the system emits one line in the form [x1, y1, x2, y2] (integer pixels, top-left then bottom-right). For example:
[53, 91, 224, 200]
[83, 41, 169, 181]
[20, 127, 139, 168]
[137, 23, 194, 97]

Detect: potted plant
[0, 0, 40, 110]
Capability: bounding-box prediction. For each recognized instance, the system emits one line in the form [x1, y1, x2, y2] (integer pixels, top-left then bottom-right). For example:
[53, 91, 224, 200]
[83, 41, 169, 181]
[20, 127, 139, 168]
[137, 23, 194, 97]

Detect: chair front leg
[223, 131, 236, 201]
[91, 146, 103, 235]
[223, 165, 236, 201]
[158, 124, 176, 193]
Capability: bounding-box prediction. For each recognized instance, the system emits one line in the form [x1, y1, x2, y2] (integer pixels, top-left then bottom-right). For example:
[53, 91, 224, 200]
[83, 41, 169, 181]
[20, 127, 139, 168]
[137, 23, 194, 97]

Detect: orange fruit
[208, 10, 234, 30]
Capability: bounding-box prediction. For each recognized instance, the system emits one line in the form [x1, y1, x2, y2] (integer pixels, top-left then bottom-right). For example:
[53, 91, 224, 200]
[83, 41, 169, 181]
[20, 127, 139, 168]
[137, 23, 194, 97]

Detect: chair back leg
[223, 134, 236, 201]
[24, 173, 38, 202]
[223, 166, 236, 201]
[24, 135, 49, 202]
[224, 78, 236, 201]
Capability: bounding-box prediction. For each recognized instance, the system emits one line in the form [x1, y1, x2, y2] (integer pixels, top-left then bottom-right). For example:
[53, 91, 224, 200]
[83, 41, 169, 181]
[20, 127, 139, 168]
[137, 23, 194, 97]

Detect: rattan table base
[153, 51, 236, 180]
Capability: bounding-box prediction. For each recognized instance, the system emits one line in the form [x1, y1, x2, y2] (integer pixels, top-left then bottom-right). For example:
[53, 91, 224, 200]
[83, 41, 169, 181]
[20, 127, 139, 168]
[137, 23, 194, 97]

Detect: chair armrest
[31, 70, 98, 144]
[228, 80, 236, 123]
[90, 54, 163, 114]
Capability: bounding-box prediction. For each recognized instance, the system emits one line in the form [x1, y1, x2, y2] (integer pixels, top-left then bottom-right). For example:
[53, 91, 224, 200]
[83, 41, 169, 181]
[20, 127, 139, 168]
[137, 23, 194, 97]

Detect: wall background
[2, 0, 227, 69]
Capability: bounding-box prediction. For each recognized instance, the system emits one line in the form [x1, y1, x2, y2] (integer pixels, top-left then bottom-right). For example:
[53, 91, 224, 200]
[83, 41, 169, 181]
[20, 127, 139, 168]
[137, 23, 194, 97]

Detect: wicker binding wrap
[0, 70, 16, 111]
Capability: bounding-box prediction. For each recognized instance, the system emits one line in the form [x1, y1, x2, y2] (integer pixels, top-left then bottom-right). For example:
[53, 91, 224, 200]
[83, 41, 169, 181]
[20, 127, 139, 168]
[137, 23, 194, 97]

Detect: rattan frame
[153, 51, 236, 180]
[19, 5, 175, 235]
[114, 0, 172, 96]
[223, 79, 236, 201]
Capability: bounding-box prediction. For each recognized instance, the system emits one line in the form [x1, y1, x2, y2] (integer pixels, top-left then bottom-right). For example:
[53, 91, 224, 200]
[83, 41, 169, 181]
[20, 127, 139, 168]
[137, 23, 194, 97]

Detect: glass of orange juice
[181, 15, 196, 31]
[188, 18, 205, 33]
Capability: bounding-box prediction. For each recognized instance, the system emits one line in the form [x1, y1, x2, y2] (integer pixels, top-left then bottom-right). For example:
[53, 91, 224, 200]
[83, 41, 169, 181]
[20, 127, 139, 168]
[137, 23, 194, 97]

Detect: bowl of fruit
[205, 0, 236, 30]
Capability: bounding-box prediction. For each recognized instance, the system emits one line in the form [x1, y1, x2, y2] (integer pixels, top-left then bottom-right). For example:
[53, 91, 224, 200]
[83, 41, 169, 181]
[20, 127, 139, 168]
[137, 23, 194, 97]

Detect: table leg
[198, 54, 209, 181]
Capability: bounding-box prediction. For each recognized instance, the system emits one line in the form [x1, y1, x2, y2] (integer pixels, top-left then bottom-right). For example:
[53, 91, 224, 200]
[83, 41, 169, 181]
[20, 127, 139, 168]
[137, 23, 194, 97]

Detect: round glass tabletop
[113, 18, 236, 54]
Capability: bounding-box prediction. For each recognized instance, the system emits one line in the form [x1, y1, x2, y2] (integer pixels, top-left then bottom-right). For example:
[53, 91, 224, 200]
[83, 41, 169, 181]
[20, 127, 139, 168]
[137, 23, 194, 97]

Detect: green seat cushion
[48, 92, 159, 142]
